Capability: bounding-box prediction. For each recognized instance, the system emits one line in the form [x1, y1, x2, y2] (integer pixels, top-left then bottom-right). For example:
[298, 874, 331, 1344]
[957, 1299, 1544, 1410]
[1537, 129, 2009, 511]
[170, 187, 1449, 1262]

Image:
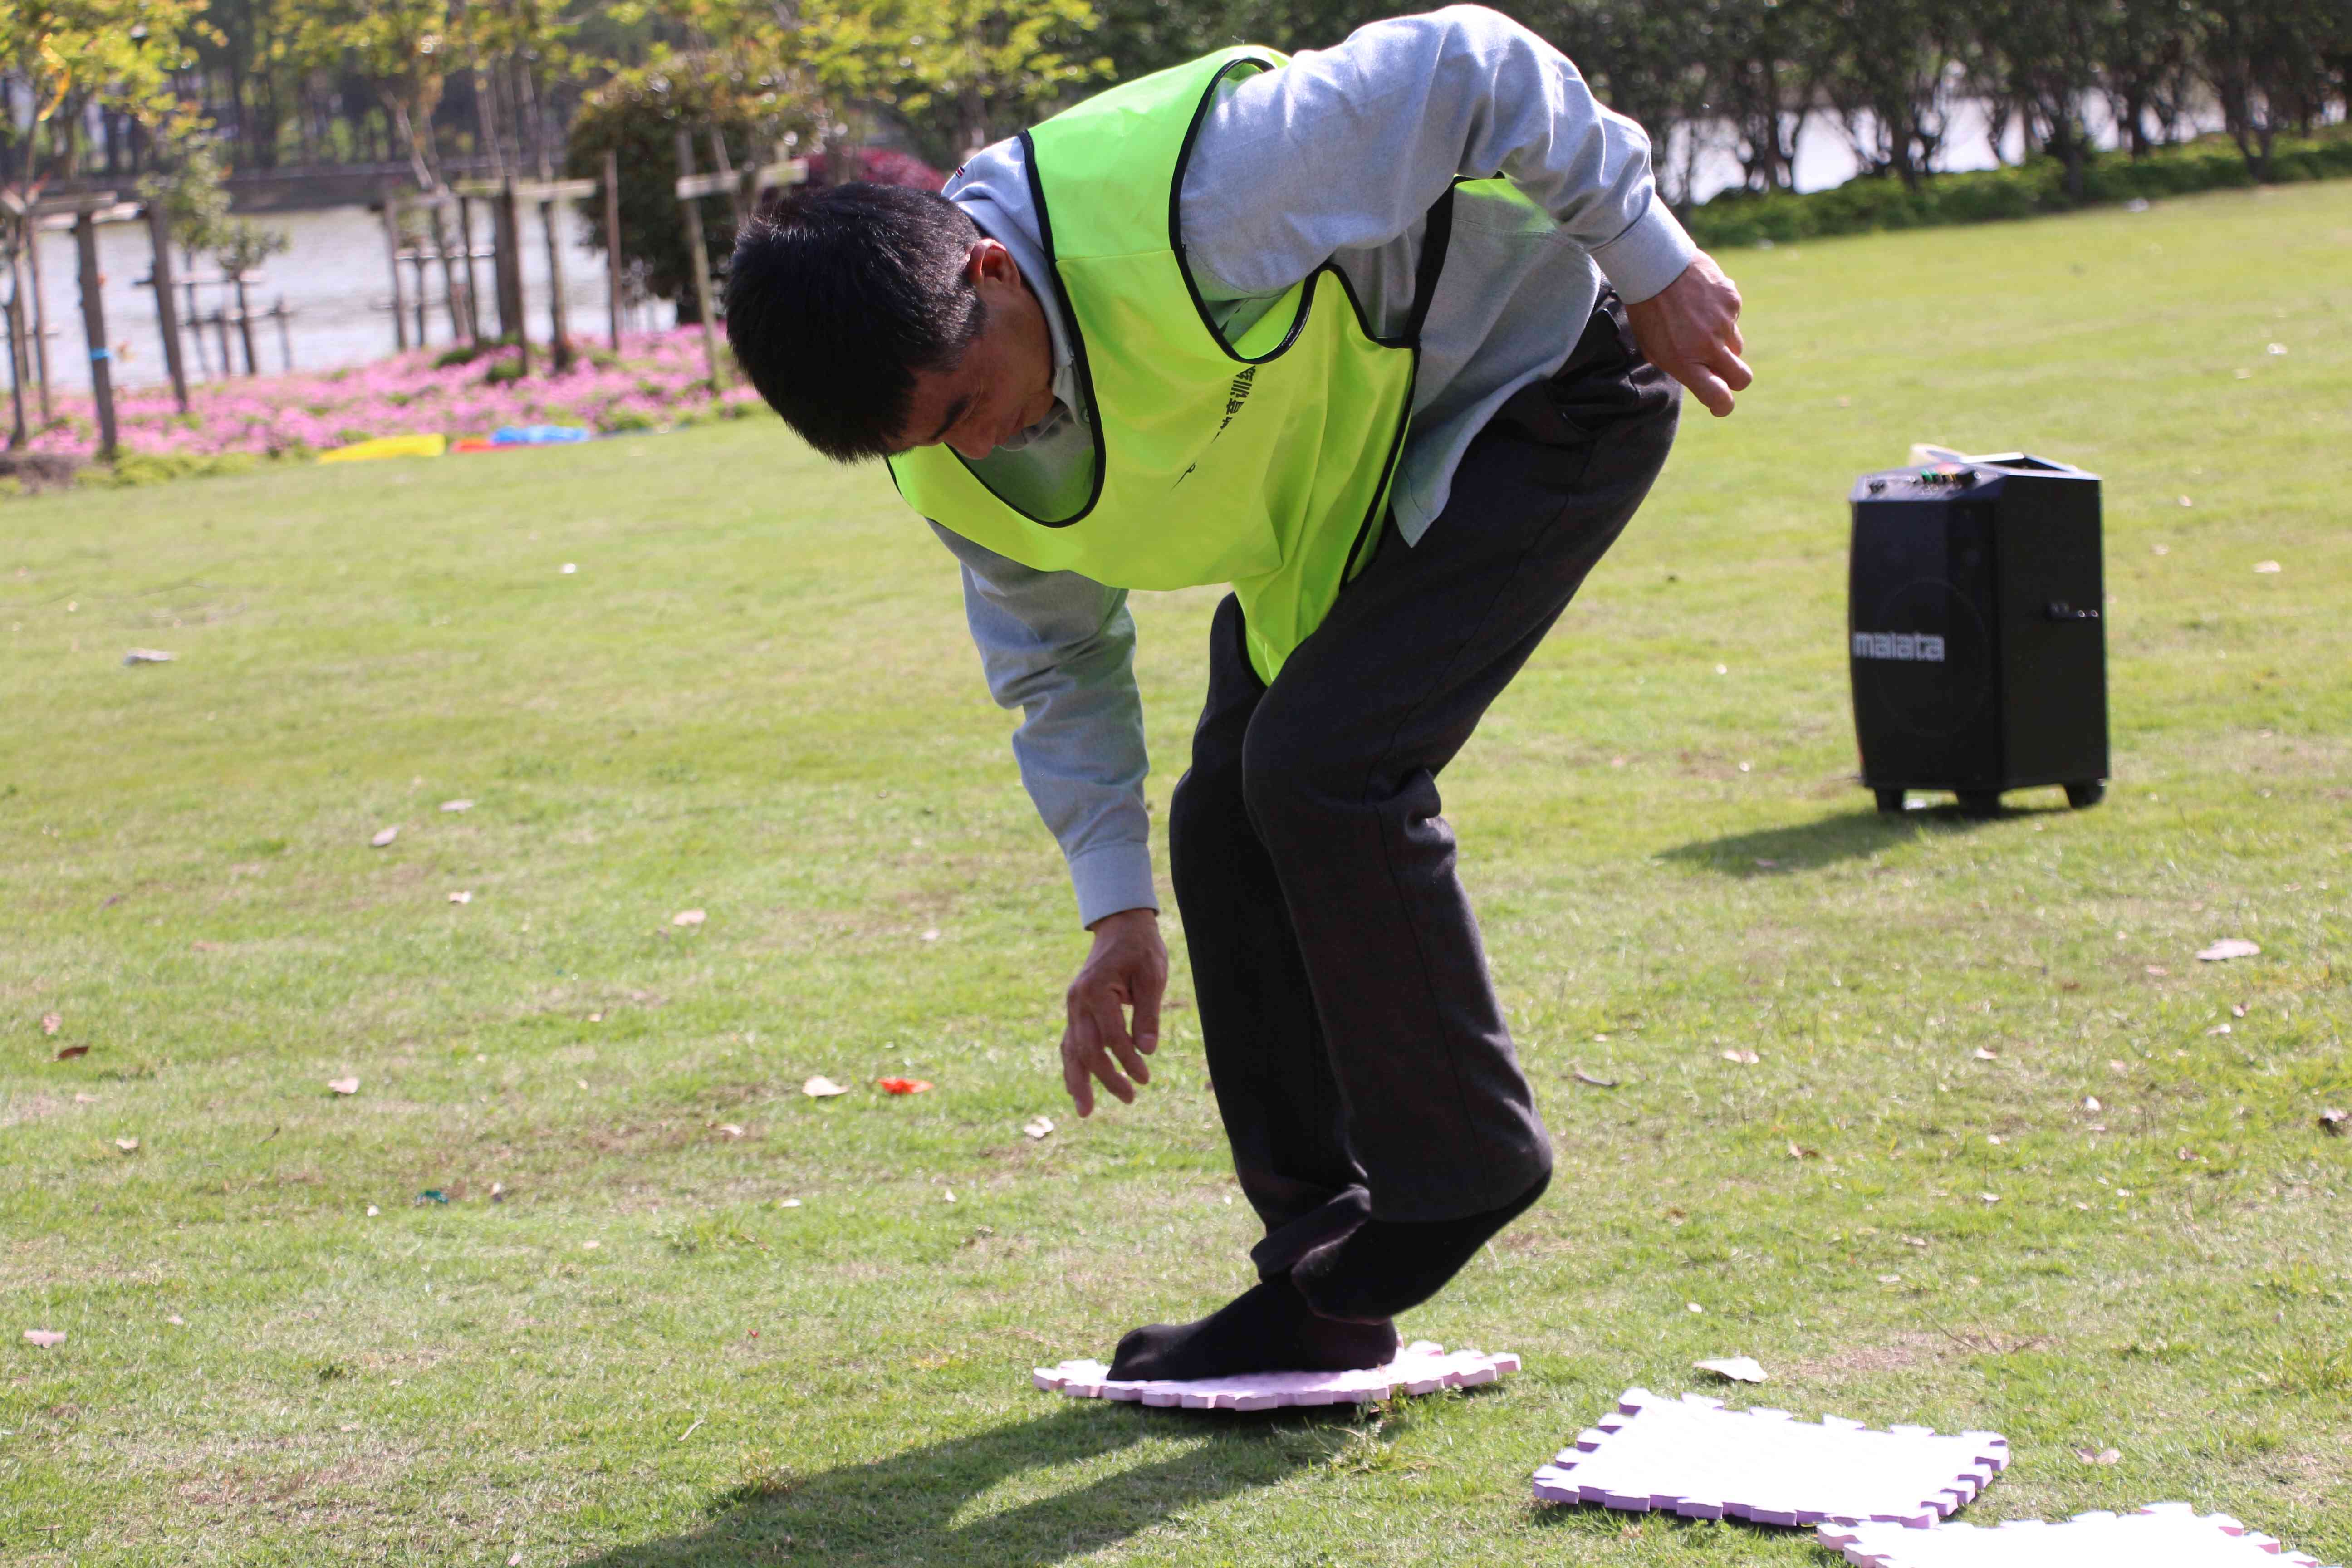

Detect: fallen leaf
[115, 1137, 139, 1152]
[1022, 1115, 1055, 1139]
[1979, 1192, 2000, 1204]
[2075, 1446, 2122, 1465]
[920, 927, 941, 942]
[23, 1329, 65, 1348]
[2196, 938, 2260, 962]
[2083, 1097, 2102, 1112]
[1903, 1235, 1927, 1249]
[942, 1188, 956, 1203]
[490, 1183, 506, 1201]
[560, 563, 578, 574]
[1753, 857, 1778, 868]
[73, 1092, 97, 1104]
[1686, 1302, 1704, 1314]
[448, 890, 472, 904]
[671, 909, 706, 927]
[440, 799, 473, 813]
[2231, 1003, 2247, 1018]
[716, 1123, 745, 1139]
[2207, 1022, 2232, 1036]
[802, 1075, 850, 1098]
[1786, 1141, 1817, 1160]
[1986, 1135, 2004, 1145]
[2151, 543, 2169, 555]
[370, 826, 399, 848]
[2177, 495, 2193, 508]
[366, 1205, 380, 1216]
[1973, 1047, 1999, 1061]
[166, 1314, 185, 1325]
[2267, 342, 2288, 356]
[123, 647, 176, 664]
[778, 1197, 803, 1208]
[877, 1077, 933, 1095]
[40, 1012, 61, 1035]
[2177, 1147, 2203, 1162]
[1694, 1356, 1766, 1383]
[1573, 1067, 1618, 1088]
[510, 1554, 524, 1566]
[1721, 1049, 1760, 1065]
[54, 1044, 89, 1061]
[2320, 1109, 2347, 1137]
[327, 1077, 360, 1095]
[2144, 965, 2168, 977]
[1878, 1274, 1902, 1284]
[581, 1239, 599, 1250]
[587, 1012, 603, 1023]
[2252, 561, 2281, 574]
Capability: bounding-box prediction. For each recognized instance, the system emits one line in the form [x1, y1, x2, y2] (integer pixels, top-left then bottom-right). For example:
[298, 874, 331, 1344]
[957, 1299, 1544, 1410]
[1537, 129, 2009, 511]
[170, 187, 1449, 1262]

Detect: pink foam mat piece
[1821, 1503, 2338, 1568]
[1530, 1388, 2009, 1529]
[1032, 1340, 1520, 1411]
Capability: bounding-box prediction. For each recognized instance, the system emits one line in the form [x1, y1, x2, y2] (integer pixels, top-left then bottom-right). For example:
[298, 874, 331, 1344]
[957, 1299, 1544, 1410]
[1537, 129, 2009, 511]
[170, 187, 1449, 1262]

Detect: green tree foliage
[0, 0, 214, 183]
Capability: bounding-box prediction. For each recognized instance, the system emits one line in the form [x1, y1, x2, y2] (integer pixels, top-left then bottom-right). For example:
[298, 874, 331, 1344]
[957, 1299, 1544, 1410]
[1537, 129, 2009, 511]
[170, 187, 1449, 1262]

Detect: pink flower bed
[21, 327, 769, 460]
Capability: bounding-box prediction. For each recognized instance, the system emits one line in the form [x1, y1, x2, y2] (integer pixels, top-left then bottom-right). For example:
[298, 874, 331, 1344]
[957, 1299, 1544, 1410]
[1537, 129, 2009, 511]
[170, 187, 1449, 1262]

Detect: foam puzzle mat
[1032, 1340, 1519, 1411]
[1821, 1503, 2339, 1567]
[1530, 1388, 2009, 1528]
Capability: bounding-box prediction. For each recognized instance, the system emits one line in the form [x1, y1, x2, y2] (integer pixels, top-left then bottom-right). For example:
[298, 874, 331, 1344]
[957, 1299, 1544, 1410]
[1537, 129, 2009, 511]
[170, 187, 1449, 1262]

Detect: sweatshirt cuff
[1068, 841, 1160, 929]
[1592, 196, 1699, 306]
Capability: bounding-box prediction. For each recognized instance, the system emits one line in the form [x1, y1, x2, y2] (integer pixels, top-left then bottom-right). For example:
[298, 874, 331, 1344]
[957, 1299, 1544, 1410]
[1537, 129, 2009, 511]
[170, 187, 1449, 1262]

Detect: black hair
[724, 182, 988, 462]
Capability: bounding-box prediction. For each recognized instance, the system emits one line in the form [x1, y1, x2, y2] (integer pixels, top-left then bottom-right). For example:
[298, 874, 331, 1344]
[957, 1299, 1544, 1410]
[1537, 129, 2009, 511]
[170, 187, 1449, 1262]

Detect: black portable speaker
[1848, 452, 2108, 816]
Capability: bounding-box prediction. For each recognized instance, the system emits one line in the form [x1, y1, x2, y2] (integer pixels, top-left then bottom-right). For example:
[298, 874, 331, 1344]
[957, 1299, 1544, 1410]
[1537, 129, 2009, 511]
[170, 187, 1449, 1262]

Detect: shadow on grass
[1529, 1501, 1805, 1553]
[570, 1400, 1372, 1566]
[1657, 802, 2054, 877]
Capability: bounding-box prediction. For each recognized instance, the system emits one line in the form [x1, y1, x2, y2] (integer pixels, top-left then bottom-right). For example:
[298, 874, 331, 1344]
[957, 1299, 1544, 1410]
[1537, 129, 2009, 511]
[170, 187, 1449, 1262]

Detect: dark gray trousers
[1167, 294, 1681, 1279]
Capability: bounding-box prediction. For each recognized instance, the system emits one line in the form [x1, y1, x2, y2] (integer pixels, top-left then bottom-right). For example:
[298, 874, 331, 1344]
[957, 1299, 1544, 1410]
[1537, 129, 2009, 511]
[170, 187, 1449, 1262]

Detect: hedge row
[1686, 129, 2352, 248]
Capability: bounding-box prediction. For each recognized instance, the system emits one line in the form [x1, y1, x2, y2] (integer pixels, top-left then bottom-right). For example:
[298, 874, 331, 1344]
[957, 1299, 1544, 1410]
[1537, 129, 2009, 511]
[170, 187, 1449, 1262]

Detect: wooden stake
[603, 147, 622, 352]
[380, 190, 409, 351]
[144, 200, 188, 411]
[457, 194, 482, 342]
[25, 220, 51, 422]
[6, 250, 27, 447]
[74, 211, 116, 460]
[498, 178, 530, 375]
[674, 129, 721, 393]
[539, 192, 571, 370]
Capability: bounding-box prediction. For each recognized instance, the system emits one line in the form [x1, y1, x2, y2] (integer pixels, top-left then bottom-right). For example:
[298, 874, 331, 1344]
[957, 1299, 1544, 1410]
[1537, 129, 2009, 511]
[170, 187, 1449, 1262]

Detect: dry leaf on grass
[877, 1077, 933, 1095]
[40, 1012, 61, 1035]
[1787, 1142, 1818, 1160]
[2083, 1097, 2102, 1112]
[1721, 1049, 1760, 1065]
[328, 1077, 360, 1096]
[778, 1198, 803, 1208]
[122, 648, 176, 665]
[1694, 1356, 1766, 1383]
[54, 1044, 89, 1061]
[1973, 1047, 1999, 1061]
[2320, 1109, 2348, 1137]
[23, 1329, 65, 1348]
[73, 1092, 97, 1104]
[1023, 1115, 1055, 1140]
[115, 1137, 139, 1152]
[2075, 1446, 2122, 1465]
[2145, 965, 2169, 977]
[920, 928, 941, 942]
[2253, 561, 2281, 574]
[801, 1075, 849, 1098]
[1978, 1192, 2000, 1204]
[448, 891, 472, 904]
[440, 799, 473, 813]
[2197, 938, 2260, 961]
[1573, 1067, 1619, 1088]
[370, 827, 399, 848]
[166, 1314, 186, 1325]
[715, 1124, 745, 1139]
[671, 909, 706, 927]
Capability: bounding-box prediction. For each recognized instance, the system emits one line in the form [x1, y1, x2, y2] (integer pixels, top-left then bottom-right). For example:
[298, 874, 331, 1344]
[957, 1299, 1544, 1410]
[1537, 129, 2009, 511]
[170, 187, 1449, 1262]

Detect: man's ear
[969, 237, 1019, 287]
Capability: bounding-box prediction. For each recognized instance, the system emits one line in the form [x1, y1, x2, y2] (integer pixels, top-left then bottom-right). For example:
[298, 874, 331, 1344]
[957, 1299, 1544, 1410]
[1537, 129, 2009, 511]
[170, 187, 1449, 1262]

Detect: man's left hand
[1061, 907, 1167, 1117]
[1625, 252, 1753, 417]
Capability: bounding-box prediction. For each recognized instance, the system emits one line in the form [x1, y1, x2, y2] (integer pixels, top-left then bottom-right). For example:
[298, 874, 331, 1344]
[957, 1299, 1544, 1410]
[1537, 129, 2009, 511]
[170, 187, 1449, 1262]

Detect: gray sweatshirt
[928, 5, 1696, 926]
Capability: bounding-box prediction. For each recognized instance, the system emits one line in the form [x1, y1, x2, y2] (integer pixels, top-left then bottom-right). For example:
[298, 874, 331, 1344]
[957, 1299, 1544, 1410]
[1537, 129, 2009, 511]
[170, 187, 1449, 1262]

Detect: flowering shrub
[20, 327, 772, 465]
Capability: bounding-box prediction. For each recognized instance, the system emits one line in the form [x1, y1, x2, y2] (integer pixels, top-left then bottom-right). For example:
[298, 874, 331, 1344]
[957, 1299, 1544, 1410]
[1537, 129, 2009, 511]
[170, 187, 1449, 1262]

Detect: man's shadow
[568, 1399, 1382, 1566]
[1656, 800, 2041, 877]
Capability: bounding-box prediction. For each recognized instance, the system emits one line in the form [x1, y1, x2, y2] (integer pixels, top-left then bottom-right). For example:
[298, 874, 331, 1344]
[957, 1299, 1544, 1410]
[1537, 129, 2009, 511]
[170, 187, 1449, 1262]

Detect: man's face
[892, 239, 1057, 461]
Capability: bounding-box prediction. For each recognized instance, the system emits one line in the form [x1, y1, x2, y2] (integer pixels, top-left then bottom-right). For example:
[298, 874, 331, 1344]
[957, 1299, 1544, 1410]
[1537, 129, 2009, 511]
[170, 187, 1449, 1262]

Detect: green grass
[5, 182, 2349, 1566]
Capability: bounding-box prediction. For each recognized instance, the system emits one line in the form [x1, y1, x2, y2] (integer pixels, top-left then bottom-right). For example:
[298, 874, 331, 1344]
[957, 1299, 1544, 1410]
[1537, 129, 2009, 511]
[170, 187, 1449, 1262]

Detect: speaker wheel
[1873, 789, 1907, 815]
[1956, 791, 2003, 818]
[2064, 780, 2106, 809]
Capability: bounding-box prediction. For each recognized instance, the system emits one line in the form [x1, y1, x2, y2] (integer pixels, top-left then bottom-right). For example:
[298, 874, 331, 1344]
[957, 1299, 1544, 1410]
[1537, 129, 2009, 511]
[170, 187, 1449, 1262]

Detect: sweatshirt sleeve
[1181, 5, 1697, 305]
[928, 523, 1158, 928]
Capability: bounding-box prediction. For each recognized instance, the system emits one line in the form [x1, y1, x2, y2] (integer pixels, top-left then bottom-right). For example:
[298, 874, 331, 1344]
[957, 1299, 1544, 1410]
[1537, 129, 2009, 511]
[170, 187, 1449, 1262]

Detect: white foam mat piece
[1032, 1339, 1519, 1411]
[1531, 1388, 2009, 1529]
[1821, 1503, 2338, 1567]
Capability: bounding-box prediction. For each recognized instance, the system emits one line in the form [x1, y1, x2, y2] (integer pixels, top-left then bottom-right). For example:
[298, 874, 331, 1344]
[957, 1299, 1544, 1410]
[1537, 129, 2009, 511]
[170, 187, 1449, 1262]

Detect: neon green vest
[889, 48, 1454, 683]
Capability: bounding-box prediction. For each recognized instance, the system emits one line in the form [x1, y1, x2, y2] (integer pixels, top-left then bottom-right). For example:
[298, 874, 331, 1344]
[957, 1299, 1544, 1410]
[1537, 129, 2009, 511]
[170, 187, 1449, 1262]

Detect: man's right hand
[1061, 907, 1167, 1117]
[1624, 251, 1753, 417]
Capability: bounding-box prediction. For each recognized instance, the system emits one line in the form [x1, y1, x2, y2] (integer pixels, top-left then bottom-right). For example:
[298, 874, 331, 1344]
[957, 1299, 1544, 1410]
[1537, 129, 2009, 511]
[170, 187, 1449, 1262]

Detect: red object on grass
[876, 1077, 933, 1095]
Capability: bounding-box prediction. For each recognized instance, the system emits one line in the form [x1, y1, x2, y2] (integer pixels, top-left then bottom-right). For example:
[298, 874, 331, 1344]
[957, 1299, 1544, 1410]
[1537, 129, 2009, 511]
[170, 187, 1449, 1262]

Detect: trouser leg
[1169, 595, 1371, 1278]
[1203, 295, 1681, 1240]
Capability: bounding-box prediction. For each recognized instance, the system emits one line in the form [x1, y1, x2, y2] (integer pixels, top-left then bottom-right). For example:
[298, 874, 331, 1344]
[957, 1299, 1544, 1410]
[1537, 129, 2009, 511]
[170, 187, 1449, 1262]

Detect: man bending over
[724, 5, 1750, 1381]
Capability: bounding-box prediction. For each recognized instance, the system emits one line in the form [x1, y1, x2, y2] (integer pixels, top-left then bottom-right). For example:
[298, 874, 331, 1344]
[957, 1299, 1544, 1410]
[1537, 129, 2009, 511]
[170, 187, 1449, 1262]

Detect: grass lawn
[4, 181, 2348, 1567]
